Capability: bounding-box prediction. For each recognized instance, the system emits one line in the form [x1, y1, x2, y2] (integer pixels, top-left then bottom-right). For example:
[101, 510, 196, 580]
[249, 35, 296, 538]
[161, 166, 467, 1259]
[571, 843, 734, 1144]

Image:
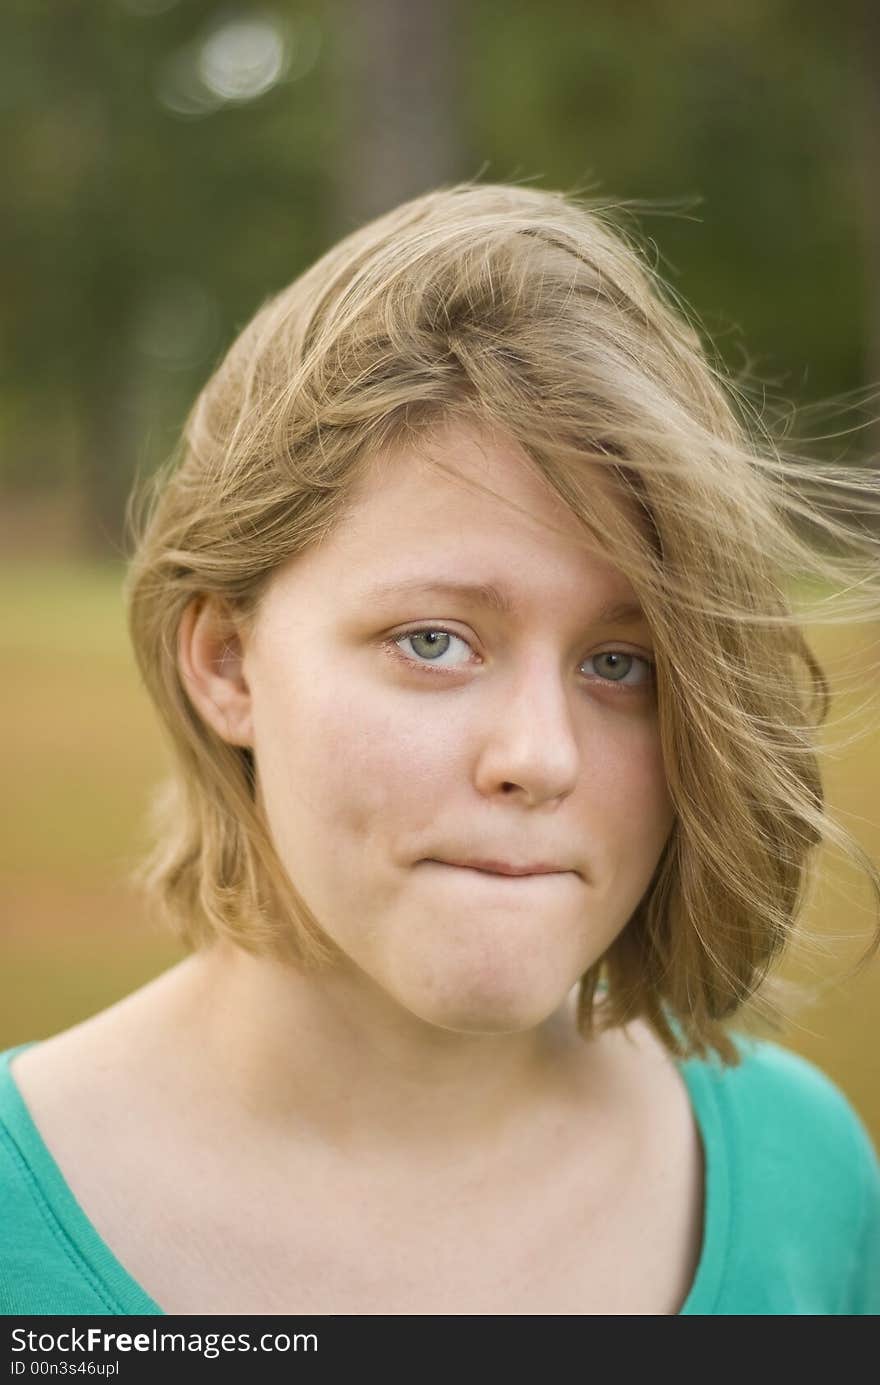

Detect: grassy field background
[2, 559, 879, 1144]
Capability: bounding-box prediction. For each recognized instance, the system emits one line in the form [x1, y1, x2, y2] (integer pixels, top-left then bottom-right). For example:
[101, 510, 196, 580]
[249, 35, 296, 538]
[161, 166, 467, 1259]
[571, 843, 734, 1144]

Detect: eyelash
[384, 625, 656, 694]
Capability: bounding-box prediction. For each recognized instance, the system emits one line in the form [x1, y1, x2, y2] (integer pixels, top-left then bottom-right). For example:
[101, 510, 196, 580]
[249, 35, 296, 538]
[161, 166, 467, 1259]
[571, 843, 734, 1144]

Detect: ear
[177, 595, 254, 747]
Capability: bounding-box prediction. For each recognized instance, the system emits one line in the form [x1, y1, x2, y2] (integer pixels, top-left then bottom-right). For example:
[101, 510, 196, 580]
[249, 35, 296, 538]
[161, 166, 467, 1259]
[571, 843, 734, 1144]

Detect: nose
[473, 649, 580, 806]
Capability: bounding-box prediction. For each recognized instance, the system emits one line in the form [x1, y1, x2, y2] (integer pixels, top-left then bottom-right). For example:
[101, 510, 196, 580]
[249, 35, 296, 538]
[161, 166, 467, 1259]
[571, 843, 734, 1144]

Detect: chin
[404, 980, 566, 1036]
[427, 1012, 549, 1037]
[383, 938, 584, 1035]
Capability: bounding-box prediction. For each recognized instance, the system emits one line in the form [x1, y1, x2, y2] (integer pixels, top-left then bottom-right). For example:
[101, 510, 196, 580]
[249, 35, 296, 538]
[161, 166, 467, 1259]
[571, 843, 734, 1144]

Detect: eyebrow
[362, 578, 647, 626]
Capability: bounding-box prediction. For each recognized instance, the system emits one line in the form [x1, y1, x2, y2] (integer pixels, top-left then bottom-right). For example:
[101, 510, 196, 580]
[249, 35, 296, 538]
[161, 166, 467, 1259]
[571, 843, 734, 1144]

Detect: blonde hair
[124, 180, 880, 1065]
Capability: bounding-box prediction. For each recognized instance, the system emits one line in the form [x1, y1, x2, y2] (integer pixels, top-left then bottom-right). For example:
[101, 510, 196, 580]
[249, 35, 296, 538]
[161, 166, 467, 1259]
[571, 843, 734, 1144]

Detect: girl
[2, 182, 879, 1315]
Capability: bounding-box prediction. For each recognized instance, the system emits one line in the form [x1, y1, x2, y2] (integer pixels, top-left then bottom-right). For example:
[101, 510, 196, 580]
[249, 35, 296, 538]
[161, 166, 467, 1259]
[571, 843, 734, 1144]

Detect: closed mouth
[424, 859, 574, 879]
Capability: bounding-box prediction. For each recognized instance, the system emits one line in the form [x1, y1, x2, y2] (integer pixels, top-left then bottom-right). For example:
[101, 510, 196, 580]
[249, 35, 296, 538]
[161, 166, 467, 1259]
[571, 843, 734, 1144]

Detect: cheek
[591, 719, 674, 882]
[632, 723, 673, 822]
[250, 663, 459, 857]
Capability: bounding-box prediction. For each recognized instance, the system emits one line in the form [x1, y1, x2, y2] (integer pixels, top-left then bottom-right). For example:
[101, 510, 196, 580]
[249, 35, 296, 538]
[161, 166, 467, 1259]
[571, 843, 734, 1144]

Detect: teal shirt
[1, 1033, 878, 1315]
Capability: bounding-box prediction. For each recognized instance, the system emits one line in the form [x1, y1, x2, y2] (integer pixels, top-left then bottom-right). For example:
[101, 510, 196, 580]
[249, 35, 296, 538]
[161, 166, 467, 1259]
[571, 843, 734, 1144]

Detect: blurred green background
[2, 0, 878, 1141]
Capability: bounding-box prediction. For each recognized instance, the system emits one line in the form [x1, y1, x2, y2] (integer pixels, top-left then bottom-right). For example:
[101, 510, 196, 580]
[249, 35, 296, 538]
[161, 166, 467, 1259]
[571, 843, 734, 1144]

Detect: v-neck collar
[1, 1037, 730, 1315]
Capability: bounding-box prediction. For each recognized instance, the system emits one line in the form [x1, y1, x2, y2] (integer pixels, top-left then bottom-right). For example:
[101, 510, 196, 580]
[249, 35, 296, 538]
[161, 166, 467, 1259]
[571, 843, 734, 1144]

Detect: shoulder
[623, 1020, 871, 1163]
[0, 1044, 42, 1183]
[0, 1041, 76, 1237]
[689, 1033, 876, 1172]
[0, 1044, 81, 1313]
[683, 1034, 880, 1314]
[0, 1043, 160, 1316]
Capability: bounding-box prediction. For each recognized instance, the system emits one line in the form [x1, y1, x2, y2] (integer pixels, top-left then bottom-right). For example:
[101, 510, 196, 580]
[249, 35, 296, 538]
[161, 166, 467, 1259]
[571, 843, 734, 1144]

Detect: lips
[426, 858, 573, 877]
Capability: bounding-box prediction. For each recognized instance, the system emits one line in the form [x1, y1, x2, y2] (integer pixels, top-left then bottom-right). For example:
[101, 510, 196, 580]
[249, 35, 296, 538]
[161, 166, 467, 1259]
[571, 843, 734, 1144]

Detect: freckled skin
[243, 422, 675, 1035]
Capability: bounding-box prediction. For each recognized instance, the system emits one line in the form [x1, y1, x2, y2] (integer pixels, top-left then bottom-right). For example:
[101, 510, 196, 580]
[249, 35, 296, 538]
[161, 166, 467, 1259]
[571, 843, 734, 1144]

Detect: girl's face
[232, 422, 674, 1032]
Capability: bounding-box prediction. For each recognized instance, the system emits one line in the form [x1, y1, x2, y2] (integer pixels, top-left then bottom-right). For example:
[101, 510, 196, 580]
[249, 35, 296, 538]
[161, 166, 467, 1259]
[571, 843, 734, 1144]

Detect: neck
[146, 940, 616, 1166]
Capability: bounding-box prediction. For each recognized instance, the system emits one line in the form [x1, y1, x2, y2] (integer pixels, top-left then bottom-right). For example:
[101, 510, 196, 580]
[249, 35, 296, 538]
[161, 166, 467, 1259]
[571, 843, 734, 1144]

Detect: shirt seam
[0, 1114, 125, 1315]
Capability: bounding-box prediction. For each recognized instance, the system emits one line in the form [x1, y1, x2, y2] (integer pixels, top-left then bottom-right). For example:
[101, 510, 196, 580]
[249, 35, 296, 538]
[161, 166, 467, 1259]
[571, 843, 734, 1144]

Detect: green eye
[402, 629, 458, 661]
[387, 627, 655, 693]
[587, 651, 655, 688]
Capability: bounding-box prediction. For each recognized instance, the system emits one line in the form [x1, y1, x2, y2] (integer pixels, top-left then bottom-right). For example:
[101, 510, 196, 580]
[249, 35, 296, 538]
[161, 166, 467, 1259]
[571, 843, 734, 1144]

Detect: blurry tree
[465, 0, 873, 418]
[1, 0, 877, 557]
[850, 0, 880, 462]
[1, 0, 339, 554]
[333, 0, 465, 227]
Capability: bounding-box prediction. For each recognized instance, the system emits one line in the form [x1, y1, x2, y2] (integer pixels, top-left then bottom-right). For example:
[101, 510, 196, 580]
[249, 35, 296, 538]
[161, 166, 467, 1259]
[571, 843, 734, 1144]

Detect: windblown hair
[124, 180, 880, 1065]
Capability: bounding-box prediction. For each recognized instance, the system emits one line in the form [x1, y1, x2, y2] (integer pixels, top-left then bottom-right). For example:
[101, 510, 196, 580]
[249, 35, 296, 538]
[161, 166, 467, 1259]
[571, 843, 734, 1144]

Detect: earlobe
[177, 595, 255, 747]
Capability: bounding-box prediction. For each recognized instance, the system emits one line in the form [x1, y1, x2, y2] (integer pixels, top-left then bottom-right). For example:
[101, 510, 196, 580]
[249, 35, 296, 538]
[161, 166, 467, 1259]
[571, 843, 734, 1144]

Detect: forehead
[347, 422, 631, 556]
[269, 421, 645, 611]
[351, 422, 584, 524]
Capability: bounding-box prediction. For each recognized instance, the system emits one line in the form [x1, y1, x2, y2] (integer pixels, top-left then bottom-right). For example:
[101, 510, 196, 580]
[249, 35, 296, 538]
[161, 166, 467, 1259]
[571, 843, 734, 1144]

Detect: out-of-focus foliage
[467, 0, 869, 395]
[1, 0, 340, 548]
[0, 0, 875, 554]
